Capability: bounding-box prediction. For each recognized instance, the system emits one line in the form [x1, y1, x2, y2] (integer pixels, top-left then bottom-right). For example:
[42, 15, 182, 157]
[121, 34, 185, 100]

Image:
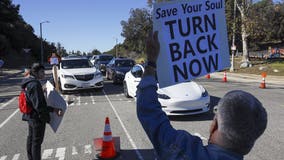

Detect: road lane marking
[0, 155, 7, 160]
[0, 109, 19, 129]
[84, 145, 92, 154]
[55, 147, 66, 160]
[11, 153, 20, 160]
[103, 90, 144, 160]
[0, 97, 16, 110]
[78, 96, 81, 105]
[90, 93, 95, 104]
[42, 149, 53, 159]
[72, 146, 78, 155]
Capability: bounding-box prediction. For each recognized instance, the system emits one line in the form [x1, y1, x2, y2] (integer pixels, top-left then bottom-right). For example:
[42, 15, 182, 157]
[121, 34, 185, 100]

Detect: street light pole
[230, 0, 237, 72]
[115, 38, 118, 58]
[40, 21, 49, 64]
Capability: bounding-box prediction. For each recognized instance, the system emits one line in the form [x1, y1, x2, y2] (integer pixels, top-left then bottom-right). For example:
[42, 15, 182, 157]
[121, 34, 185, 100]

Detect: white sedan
[58, 56, 103, 93]
[123, 64, 210, 115]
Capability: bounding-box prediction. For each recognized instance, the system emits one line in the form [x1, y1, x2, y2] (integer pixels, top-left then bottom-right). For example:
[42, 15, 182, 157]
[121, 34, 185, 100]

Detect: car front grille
[74, 74, 94, 81]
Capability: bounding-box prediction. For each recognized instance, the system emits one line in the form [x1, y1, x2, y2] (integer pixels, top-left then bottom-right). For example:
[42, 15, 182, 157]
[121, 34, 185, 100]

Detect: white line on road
[103, 90, 144, 160]
[11, 153, 20, 160]
[55, 147, 66, 160]
[0, 155, 7, 160]
[72, 146, 78, 155]
[42, 149, 53, 159]
[84, 144, 92, 154]
[90, 93, 95, 104]
[0, 97, 16, 110]
[0, 109, 19, 129]
[78, 96, 81, 106]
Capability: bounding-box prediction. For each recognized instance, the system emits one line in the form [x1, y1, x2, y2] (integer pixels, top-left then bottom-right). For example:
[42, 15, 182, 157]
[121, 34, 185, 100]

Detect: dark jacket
[21, 76, 54, 123]
[137, 76, 243, 160]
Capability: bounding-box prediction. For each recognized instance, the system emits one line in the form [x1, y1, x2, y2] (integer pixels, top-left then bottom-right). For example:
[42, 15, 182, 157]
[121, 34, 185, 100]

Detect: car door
[106, 59, 115, 79]
[128, 65, 143, 96]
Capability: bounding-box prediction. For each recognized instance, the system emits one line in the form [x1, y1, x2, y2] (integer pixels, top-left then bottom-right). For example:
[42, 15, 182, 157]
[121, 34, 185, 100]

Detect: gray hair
[216, 90, 267, 155]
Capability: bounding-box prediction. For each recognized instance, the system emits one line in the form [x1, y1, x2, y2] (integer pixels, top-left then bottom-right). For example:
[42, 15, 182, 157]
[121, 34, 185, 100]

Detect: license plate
[82, 83, 90, 88]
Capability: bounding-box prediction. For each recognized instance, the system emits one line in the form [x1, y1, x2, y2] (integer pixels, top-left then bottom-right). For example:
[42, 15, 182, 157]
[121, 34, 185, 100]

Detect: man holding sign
[137, 30, 267, 160]
[21, 63, 64, 160]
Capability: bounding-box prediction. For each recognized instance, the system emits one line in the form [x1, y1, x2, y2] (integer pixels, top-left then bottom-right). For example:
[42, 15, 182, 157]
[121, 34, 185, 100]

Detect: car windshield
[61, 59, 92, 69]
[115, 60, 134, 67]
[99, 56, 113, 61]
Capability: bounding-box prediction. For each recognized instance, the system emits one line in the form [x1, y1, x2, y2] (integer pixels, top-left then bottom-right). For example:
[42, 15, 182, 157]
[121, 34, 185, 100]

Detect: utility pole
[115, 38, 118, 58]
[40, 21, 49, 64]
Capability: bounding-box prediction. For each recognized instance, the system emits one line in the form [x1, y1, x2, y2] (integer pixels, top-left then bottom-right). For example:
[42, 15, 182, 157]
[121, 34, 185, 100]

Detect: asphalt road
[0, 71, 283, 160]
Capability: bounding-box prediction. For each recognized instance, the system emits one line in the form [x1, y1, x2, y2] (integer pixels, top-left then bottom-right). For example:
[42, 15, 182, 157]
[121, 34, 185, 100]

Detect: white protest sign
[50, 57, 59, 65]
[153, 0, 230, 88]
[46, 81, 67, 133]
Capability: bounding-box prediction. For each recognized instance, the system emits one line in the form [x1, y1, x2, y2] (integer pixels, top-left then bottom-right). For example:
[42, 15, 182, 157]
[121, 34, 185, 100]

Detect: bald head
[216, 90, 267, 155]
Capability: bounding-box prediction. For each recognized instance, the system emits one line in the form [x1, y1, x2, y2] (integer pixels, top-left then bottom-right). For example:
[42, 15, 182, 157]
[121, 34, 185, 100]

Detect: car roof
[61, 56, 88, 60]
[113, 57, 134, 61]
[97, 54, 113, 57]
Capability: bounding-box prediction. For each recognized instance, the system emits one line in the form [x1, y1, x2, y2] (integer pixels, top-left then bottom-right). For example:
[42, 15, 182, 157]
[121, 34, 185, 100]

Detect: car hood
[158, 81, 203, 99]
[60, 67, 98, 75]
[116, 67, 132, 73]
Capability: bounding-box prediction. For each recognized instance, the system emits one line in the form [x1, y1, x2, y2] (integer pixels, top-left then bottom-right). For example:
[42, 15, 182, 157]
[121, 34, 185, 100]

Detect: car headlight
[61, 74, 74, 79]
[116, 71, 124, 75]
[158, 94, 170, 99]
[202, 90, 208, 97]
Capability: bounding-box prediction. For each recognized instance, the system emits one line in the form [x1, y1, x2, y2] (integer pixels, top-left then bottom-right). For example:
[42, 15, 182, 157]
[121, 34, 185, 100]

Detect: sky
[12, 0, 149, 53]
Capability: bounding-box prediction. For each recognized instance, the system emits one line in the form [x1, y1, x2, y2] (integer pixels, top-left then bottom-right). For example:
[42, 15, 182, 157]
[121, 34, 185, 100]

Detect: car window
[115, 60, 134, 67]
[61, 59, 92, 69]
[131, 66, 143, 78]
[99, 56, 113, 61]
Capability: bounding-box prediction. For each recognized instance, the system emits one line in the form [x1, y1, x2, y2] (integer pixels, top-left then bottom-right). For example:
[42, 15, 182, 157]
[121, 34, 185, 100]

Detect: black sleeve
[27, 81, 50, 122]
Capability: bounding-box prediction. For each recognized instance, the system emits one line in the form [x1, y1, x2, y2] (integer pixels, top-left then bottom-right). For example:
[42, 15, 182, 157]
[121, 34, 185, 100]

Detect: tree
[91, 49, 101, 55]
[121, 8, 152, 54]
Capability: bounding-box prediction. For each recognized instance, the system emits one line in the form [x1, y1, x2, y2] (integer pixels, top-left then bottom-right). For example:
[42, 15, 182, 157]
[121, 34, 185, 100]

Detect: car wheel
[123, 81, 131, 98]
[113, 77, 117, 84]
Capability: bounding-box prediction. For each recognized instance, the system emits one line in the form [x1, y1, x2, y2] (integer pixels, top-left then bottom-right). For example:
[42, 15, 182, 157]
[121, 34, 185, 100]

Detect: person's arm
[137, 31, 208, 159]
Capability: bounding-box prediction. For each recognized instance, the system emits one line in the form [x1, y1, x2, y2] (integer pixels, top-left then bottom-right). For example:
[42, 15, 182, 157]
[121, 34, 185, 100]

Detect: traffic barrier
[223, 71, 227, 82]
[95, 117, 118, 159]
[259, 72, 267, 89]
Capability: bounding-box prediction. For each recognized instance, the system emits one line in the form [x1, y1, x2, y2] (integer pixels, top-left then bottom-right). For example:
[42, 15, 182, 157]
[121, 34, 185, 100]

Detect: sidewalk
[209, 72, 283, 86]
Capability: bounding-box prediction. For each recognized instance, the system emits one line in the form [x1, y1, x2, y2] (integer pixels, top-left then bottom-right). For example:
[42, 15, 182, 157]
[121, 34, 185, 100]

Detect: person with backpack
[21, 63, 63, 160]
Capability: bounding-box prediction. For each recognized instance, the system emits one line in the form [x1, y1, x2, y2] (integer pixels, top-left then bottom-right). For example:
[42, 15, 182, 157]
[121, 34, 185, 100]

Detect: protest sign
[46, 81, 67, 133]
[153, 0, 230, 88]
[50, 57, 59, 65]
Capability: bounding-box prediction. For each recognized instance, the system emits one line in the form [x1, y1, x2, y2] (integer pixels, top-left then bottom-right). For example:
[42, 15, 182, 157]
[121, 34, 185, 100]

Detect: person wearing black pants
[21, 63, 63, 160]
[27, 121, 46, 160]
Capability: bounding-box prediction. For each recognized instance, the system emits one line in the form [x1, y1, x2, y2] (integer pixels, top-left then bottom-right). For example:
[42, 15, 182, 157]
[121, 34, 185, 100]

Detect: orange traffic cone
[223, 71, 227, 82]
[205, 74, 210, 79]
[97, 117, 117, 159]
[259, 72, 267, 89]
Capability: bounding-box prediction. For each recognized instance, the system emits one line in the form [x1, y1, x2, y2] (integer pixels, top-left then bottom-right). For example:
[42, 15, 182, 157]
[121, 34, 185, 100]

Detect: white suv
[58, 56, 103, 93]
